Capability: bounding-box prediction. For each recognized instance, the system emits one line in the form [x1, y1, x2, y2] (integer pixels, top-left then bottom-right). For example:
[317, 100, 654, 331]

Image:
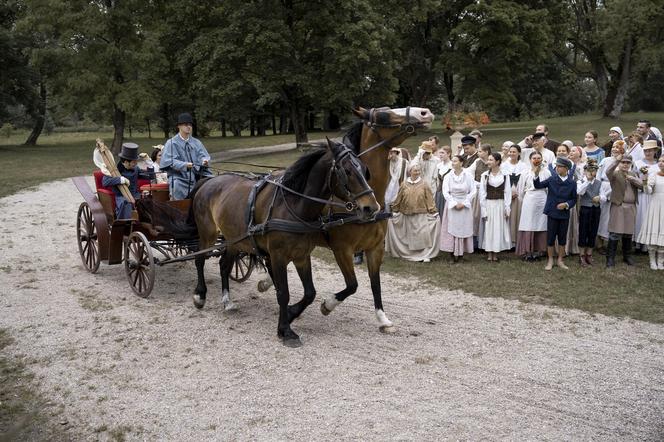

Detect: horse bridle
[267, 142, 374, 212]
[327, 143, 374, 211]
[358, 106, 418, 158]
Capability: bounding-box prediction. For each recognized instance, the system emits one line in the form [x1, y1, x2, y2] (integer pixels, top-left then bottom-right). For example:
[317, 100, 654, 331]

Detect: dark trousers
[547, 217, 569, 247]
[578, 205, 601, 248]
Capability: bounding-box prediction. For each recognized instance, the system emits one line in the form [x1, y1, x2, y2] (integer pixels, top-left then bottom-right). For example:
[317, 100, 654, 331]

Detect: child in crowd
[533, 157, 577, 270]
[576, 159, 601, 266]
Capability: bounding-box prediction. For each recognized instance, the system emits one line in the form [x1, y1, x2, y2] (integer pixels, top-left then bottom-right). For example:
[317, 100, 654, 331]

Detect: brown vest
[474, 160, 489, 182]
[486, 178, 505, 199]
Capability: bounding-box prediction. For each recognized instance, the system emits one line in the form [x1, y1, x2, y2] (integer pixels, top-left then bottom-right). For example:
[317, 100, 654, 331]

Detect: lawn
[2, 111, 663, 323]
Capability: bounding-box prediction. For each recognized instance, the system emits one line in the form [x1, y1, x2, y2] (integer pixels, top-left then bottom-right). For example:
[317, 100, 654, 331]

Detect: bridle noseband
[358, 106, 419, 158]
[328, 144, 374, 211]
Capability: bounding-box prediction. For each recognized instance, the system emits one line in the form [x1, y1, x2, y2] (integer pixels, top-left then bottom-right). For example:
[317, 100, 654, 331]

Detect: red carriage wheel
[124, 232, 155, 298]
[76, 202, 100, 273]
[230, 252, 253, 283]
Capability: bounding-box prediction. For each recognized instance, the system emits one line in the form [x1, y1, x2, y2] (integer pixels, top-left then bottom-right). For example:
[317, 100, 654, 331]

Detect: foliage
[0, 122, 14, 138]
[442, 110, 490, 131]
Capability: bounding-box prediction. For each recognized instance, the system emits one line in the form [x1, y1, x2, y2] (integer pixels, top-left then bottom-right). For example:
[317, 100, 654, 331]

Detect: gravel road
[0, 178, 663, 441]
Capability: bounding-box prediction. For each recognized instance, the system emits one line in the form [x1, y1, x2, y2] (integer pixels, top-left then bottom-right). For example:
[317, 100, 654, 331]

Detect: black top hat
[177, 113, 194, 125]
[532, 132, 546, 139]
[119, 142, 139, 161]
[461, 135, 477, 145]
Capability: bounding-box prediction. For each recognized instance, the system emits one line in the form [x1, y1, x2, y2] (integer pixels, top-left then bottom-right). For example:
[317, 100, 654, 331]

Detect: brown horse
[318, 106, 434, 331]
[190, 138, 379, 347]
[258, 106, 434, 332]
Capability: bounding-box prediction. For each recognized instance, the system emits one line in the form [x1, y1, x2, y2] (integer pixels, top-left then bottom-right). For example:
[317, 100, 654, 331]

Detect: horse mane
[281, 147, 329, 194]
[342, 121, 363, 155]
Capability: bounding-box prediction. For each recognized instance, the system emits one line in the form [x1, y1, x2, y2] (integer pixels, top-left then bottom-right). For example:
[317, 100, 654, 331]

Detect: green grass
[0, 129, 339, 198]
[0, 329, 68, 440]
[2, 112, 663, 324]
[312, 247, 664, 324]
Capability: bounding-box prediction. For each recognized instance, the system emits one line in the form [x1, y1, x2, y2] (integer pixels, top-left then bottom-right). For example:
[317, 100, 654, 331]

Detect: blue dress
[159, 134, 213, 199]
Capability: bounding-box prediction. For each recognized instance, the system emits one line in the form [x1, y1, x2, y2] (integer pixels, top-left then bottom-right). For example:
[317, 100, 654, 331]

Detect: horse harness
[357, 106, 418, 158]
[240, 143, 375, 256]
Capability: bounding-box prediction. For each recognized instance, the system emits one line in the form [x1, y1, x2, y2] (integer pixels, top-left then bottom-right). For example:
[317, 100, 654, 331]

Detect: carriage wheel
[124, 232, 155, 298]
[230, 253, 253, 283]
[77, 202, 100, 273]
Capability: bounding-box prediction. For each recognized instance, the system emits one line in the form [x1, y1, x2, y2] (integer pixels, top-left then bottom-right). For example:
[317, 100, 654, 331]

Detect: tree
[0, 0, 39, 129]
[557, 0, 660, 117]
[23, 0, 165, 152]
[187, 0, 399, 144]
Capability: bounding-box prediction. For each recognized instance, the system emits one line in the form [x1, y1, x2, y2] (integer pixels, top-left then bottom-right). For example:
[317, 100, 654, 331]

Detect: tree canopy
[3, 0, 663, 148]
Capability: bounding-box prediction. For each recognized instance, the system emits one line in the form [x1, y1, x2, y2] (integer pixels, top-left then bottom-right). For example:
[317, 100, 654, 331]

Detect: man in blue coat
[160, 113, 213, 200]
[534, 156, 578, 270]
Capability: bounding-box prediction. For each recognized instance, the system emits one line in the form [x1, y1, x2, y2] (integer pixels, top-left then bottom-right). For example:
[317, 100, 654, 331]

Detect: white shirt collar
[406, 177, 422, 184]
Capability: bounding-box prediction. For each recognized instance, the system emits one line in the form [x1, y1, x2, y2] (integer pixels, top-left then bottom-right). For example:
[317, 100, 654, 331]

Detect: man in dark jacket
[102, 143, 153, 219]
[534, 157, 577, 270]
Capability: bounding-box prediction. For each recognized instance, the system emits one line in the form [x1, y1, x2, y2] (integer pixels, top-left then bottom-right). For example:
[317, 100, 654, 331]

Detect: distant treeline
[2, 0, 663, 150]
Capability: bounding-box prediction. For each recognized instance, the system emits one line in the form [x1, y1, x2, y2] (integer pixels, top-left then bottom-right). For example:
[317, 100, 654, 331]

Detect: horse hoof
[224, 302, 238, 312]
[193, 295, 206, 309]
[282, 336, 303, 348]
[379, 325, 396, 334]
[320, 301, 331, 316]
[257, 279, 272, 292]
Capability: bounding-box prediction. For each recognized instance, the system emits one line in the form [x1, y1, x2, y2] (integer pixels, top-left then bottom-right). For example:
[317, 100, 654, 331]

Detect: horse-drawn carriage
[72, 170, 254, 298]
[72, 107, 434, 347]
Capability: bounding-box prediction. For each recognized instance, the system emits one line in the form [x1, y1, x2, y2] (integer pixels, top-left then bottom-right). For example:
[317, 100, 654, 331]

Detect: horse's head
[326, 138, 380, 221]
[352, 106, 435, 150]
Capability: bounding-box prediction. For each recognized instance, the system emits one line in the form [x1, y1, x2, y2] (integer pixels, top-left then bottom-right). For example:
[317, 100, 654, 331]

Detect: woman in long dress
[597, 140, 626, 249]
[440, 155, 476, 262]
[516, 151, 551, 260]
[637, 156, 664, 269]
[501, 144, 527, 247]
[434, 145, 452, 217]
[634, 140, 660, 252]
[385, 164, 440, 262]
[479, 153, 512, 261]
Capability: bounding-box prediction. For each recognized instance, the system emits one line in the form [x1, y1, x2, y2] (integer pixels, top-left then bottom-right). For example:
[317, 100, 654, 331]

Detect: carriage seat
[93, 170, 116, 220]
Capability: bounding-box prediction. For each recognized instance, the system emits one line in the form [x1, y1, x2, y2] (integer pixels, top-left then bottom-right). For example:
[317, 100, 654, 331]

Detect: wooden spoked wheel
[124, 232, 155, 298]
[76, 202, 100, 273]
[230, 252, 253, 283]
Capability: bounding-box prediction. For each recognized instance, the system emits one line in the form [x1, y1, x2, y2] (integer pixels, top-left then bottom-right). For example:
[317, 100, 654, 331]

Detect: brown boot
[585, 253, 594, 266]
[579, 254, 587, 267]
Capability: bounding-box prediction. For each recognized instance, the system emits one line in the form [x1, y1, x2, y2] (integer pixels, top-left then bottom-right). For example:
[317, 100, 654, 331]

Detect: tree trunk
[160, 103, 170, 139]
[146, 118, 151, 138]
[24, 81, 46, 146]
[220, 117, 227, 137]
[280, 108, 289, 134]
[607, 37, 635, 119]
[443, 72, 455, 112]
[250, 115, 256, 136]
[289, 101, 308, 144]
[111, 104, 125, 154]
[272, 113, 277, 135]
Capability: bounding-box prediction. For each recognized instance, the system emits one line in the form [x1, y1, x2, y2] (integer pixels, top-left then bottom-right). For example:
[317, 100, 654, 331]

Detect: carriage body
[72, 173, 253, 298]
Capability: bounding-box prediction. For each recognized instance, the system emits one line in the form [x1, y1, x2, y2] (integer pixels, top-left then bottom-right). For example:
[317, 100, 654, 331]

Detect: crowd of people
[385, 120, 664, 271]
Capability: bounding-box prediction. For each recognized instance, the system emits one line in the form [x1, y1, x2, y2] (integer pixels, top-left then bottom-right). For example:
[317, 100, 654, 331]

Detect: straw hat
[419, 140, 435, 153]
[643, 139, 659, 150]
